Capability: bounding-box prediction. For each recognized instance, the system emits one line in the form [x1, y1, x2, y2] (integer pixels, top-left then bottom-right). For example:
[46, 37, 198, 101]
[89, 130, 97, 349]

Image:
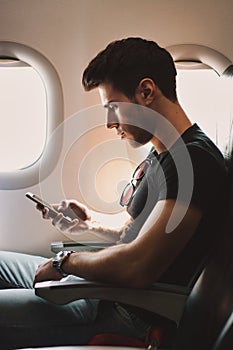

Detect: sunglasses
[120, 158, 152, 207]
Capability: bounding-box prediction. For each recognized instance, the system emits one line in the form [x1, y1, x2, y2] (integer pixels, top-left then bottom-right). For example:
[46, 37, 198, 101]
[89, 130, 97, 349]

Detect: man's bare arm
[50, 199, 202, 288]
[38, 198, 132, 243]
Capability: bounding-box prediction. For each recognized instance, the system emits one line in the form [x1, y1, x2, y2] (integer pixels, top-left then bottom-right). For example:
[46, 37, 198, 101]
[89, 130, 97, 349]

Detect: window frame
[167, 44, 233, 153]
[166, 44, 232, 76]
[0, 41, 64, 190]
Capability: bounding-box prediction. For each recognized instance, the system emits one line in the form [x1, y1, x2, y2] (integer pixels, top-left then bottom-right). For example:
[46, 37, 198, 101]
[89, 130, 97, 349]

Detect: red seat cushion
[88, 320, 176, 348]
[88, 333, 145, 347]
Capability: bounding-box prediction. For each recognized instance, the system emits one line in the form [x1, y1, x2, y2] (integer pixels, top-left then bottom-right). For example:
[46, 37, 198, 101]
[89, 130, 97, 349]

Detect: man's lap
[0, 250, 100, 324]
[0, 250, 150, 349]
[0, 251, 100, 348]
[0, 287, 100, 348]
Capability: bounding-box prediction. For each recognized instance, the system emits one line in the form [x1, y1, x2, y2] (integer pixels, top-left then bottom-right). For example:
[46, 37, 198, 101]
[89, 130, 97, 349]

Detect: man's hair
[82, 37, 177, 102]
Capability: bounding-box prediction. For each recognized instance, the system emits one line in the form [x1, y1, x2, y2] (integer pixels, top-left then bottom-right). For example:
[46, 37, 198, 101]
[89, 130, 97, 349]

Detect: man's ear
[135, 78, 157, 105]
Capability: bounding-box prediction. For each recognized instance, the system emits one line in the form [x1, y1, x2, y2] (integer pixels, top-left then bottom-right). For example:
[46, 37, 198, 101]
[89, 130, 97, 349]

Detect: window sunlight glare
[177, 69, 232, 154]
[0, 65, 46, 171]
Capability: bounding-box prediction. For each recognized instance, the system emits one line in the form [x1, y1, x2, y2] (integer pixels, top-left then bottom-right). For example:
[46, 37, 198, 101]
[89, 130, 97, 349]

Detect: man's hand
[33, 259, 62, 286]
[56, 200, 91, 221]
[36, 199, 92, 234]
[37, 198, 124, 242]
[51, 211, 90, 235]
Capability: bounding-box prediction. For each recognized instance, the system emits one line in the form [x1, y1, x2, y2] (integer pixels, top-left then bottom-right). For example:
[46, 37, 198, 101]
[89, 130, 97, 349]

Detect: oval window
[0, 42, 63, 190]
[0, 59, 46, 171]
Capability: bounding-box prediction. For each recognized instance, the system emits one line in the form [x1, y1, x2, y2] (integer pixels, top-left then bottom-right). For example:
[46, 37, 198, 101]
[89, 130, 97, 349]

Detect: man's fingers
[52, 213, 80, 233]
[57, 200, 69, 212]
[52, 212, 64, 226]
[41, 207, 50, 219]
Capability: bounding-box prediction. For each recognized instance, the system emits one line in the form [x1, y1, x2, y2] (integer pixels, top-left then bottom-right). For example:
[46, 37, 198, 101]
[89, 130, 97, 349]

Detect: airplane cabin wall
[0, 0, 232, 257]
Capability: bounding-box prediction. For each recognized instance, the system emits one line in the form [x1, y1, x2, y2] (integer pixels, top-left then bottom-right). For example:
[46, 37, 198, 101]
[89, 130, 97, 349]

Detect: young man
[0, 38, 227, 349]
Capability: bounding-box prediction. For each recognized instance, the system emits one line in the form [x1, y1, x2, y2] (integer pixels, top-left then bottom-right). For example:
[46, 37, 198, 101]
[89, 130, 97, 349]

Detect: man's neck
[150, 97, 192, 154]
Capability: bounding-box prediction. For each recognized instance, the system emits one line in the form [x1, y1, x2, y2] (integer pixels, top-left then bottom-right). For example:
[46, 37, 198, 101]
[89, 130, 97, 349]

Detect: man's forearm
[61, 242, 139, 287]
[78, 212, 133, 243]
[82, 221, 125, 243]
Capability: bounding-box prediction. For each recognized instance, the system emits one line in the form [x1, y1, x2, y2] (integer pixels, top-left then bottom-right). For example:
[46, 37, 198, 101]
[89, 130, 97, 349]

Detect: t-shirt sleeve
[157, 145, 225, 213]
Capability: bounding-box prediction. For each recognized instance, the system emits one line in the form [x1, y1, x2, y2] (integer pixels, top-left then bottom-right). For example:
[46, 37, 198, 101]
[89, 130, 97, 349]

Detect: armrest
[35, 276, 190, 324]
[51, 241, 114, 254]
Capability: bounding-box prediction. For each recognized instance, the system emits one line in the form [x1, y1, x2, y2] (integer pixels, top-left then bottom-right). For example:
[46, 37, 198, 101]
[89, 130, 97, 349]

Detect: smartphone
[25, 192, 72, 224]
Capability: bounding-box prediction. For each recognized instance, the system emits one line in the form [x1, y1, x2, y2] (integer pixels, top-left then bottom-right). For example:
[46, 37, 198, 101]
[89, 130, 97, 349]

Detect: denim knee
[0, 250, 47, 289]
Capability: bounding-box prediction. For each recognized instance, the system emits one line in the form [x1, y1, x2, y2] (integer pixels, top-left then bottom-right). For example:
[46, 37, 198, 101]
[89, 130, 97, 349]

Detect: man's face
[98, 83, 153, 148]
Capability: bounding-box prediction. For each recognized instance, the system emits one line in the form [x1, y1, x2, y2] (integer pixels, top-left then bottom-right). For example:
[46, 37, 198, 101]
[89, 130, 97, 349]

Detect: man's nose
[106, 110, 119, 129]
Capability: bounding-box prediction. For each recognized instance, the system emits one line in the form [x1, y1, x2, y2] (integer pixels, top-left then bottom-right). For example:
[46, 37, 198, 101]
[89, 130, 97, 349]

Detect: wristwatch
[52, 250, 74, 277]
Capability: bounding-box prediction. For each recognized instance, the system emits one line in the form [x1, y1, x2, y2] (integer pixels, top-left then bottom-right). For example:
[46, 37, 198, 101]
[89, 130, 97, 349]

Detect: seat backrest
[213, 311, 233, 350]
[174, 149, 233, 350]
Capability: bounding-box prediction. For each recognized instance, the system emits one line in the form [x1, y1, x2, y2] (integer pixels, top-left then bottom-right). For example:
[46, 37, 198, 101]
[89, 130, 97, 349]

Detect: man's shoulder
[183, 124, 224, 161]
[174, 124, 225, 171]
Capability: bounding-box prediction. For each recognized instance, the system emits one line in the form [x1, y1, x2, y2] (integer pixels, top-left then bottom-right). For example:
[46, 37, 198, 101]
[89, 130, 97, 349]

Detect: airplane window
[0, 60, 46, 171]
[176, 66, 232, 154]
[0, 42, 63, 190]
[167, 44, 233, 155]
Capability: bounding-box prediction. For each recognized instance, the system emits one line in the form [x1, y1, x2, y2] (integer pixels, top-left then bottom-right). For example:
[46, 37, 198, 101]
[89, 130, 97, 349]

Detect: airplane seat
[172, 224, 233, 349]
[33, 145, 233, 350]
[171, 145, 233, 350]
[32, 122, 233, 350]
[213, 312, 233, 350]
[87, 307, 177, 349]
[87, 200, 233, 349]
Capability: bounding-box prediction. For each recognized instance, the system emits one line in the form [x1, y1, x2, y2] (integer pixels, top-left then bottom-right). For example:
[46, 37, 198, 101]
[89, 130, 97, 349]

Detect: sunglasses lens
[120, 183, 134, 206]
[133, 160, 150, 180]
[120, 159, 151, 207]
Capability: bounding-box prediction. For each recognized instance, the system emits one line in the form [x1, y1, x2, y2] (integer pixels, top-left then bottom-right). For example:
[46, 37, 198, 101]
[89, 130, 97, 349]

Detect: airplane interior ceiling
[0, 0, 233, 117]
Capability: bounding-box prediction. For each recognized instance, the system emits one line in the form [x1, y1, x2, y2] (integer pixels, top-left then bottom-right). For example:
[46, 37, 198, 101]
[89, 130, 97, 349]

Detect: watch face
[52, 251, 64, 267]
[52, 251, 72, 270]
[52, 256, 59, 267]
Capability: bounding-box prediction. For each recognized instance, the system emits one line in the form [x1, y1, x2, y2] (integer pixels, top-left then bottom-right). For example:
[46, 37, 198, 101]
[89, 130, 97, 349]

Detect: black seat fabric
[213, 312, 233, 350]
[173, 150, 233, 350]
[174, 239, 233, 350]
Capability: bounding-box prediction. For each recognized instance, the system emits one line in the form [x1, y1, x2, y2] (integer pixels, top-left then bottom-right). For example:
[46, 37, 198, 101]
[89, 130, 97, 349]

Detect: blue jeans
[0, 251, 150, 349]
